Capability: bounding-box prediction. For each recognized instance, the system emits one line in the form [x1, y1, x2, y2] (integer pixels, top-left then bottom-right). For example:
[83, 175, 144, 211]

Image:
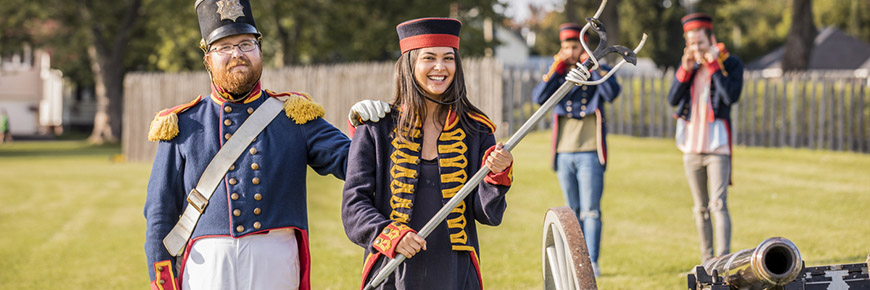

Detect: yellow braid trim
[281, 92, 325, 124]
[148, 112, 179, 141]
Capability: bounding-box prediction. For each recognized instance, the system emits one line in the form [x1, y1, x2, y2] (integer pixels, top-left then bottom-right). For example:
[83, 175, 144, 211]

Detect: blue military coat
[143, 83, 350, 289]
[666, 43, 743, 126]
[342, 109, 512, 289]
[531, 63, 621, 169]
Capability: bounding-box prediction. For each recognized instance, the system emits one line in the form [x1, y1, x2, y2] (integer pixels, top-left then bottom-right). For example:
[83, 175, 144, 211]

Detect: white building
[0, 47, 64, 135]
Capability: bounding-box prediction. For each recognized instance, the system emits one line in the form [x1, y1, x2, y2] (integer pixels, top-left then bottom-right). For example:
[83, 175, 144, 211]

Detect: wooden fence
[124, 59, 869, 162]
[502, 67, 870, 153]
[122, 58, 503, 162]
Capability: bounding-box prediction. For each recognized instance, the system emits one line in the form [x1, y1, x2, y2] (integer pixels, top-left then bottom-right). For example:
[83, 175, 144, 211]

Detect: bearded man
[143, 1, 370, 289]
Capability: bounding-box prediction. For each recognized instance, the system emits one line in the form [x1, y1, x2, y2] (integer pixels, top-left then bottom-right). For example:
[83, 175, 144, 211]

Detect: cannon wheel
[542, 206, 597, 290]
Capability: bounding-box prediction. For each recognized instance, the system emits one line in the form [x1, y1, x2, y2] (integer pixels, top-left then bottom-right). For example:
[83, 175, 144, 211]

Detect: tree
[80, 0, 145, 144]
[782, 0, 816, 71]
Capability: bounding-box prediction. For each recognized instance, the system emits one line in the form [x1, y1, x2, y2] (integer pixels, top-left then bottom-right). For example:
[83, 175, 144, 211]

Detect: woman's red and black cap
[396, 17, 462, 54]
[559, 23, 589, 42]
[681, 13, 713, 32]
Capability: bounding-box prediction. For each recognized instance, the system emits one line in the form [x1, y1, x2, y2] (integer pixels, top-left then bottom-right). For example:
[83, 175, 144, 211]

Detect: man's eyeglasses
[209, 39, 259, 55]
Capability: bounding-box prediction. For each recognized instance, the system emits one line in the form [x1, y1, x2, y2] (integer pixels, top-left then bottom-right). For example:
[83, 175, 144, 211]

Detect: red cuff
[347, 118, 358, 138]
[676, 66, 693, 83]
[482, 145, 513, 186]
[150, 260, 178, 290]
[543, 58, 568, 81]
[706, 58, 722, 74]
[372, 222, 416, 259]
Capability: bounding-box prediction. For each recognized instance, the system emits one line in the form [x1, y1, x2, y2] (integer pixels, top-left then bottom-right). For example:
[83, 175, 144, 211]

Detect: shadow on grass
[0, 141, 121, 159]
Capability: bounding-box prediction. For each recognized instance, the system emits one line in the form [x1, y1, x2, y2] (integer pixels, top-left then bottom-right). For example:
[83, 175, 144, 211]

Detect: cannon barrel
[696, 237, 802, 290]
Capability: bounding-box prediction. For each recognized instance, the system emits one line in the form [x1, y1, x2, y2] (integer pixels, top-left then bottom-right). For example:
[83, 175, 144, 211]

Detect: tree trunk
[83, 0, 142, 144]
[86, 45, 116, 144]
[782, 0, 816, 71]
[565, 0, 578, 23]
[601, 0, 620, 65]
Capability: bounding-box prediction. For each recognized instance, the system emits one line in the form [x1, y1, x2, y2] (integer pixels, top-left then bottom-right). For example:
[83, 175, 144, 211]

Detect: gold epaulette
[148, 96, 203, 141]
[266, 90, 325, 124]
[466, 112, 496, 134]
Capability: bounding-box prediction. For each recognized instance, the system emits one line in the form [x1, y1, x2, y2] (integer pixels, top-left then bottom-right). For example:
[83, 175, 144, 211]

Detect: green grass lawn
[1, 132, 868, 289]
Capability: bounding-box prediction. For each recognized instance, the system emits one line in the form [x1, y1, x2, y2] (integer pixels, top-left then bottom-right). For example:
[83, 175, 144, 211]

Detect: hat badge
[216, 0, 245, 22]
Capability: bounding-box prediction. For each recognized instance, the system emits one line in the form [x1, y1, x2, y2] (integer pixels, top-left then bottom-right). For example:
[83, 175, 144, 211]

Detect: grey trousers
[683, 153, 731, 262]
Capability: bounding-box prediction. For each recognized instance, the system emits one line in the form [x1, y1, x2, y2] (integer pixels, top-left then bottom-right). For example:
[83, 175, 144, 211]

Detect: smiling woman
[341, 17, 515, 290]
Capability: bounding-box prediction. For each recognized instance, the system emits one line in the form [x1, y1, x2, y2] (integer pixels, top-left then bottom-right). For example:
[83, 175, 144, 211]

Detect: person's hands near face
[703, 35, 720, 63]
[558, 40, 583, 66]
[685, 29, 713, 65]
[681, 46, 696, 71]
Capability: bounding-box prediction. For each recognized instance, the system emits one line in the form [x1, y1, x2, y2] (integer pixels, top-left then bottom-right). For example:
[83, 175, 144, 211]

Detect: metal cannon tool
[689, 237, 803, 290]
[688, 237, 870, 290]
[363, 0, 647, 289]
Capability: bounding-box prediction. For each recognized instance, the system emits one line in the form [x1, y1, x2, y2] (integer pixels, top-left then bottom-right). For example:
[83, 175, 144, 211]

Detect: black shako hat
[396, 18, 462, 54]
[195, 0, 261, 48]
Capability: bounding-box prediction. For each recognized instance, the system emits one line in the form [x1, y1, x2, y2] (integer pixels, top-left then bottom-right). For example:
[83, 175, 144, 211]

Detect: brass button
[247, 107, 254, 114]
[159, 279, 165, 285]
[231, 193, 239, 200]
[252, 177, 260, 185]
[225, 133, 232, 140]
[224, 119, 232, 126]
[254, 193, 262, 201]
[251, 163, 259, 170]
[384, 228, 392, 234]
[580, 112, 587, 117]
[375, 238, 383, 244]
[253, 221, 261, 229]
[566, 100, 572, 106]
[566, 106, 573, 112]
[408, 202, 413, 207]
[582, 85, 588, 91]
[580, 105, 587, 111]
[233, 209, 241, 216]
[224, 106, 232, 113]
[157, 266, 164, 272]
[254, 208, 261, 215]
[229, 164, 235, 171]
[581, 99, 587, 104]
[236, 225, 244, 232]
[229, 178, 237, 185]
[249, 147, 258, 155]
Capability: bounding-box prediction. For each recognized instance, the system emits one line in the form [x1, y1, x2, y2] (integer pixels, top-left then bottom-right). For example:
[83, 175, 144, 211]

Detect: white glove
[348, 100, 391, 127]
[565, 64, 591, 85]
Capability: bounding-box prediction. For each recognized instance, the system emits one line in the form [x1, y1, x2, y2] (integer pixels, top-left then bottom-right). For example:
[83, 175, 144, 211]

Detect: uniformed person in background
[667, 13, 743, 263]
[530, 22, 622, 277]
[144, 0, 358, 289]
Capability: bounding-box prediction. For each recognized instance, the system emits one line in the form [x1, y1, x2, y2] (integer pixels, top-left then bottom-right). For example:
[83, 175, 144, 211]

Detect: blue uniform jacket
[341, 110, 511, 289]
[531, 64, 621, 169]
[666, 49, 743, 125]
[143, 87, 350, 288]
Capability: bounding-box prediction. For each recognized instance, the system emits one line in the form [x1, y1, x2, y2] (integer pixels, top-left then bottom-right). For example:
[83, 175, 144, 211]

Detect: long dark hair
[391, 48, 487, 142]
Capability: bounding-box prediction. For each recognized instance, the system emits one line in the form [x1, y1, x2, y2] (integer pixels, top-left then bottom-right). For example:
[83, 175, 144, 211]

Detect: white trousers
[182, 228, 300, 290]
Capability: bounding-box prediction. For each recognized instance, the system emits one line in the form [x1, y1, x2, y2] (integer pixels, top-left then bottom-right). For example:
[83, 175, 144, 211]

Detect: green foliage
[528, 0, 870, 68]
[619, 0, 686, 67]
[2, 133, 869, 289]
